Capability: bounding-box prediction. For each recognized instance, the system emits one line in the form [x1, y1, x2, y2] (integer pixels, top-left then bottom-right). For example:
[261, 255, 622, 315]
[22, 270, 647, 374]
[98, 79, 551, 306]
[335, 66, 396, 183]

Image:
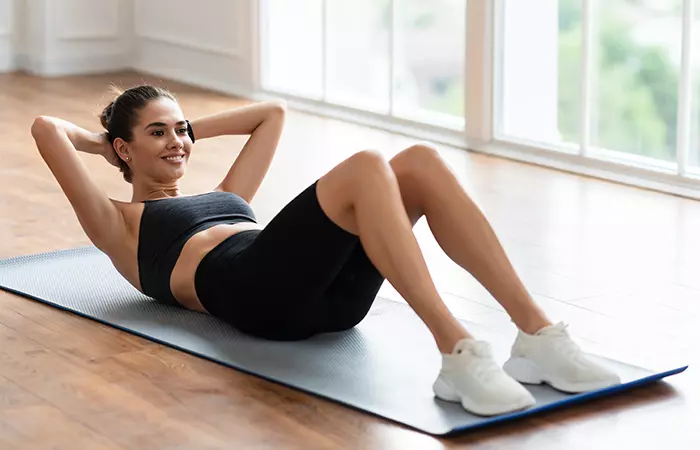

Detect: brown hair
[99, 85, 176, 183]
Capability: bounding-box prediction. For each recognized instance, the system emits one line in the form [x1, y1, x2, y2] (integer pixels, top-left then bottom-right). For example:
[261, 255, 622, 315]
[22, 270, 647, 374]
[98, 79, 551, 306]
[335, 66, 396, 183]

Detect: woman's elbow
[31, 116, 58, 138]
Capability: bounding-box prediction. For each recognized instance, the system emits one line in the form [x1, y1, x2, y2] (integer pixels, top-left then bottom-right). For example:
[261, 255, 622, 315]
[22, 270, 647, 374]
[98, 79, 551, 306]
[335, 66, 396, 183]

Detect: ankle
[517, 317, 553, 336]
[434, 324, 473, 354]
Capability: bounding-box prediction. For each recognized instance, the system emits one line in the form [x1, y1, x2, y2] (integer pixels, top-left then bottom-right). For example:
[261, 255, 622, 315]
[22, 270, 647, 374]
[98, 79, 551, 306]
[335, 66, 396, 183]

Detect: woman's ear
[113, 138, 131, 161]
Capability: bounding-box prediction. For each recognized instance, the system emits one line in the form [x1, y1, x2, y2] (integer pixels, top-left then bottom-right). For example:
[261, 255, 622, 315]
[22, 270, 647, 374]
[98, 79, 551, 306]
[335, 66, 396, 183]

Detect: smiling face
[117, 97, 193, 183]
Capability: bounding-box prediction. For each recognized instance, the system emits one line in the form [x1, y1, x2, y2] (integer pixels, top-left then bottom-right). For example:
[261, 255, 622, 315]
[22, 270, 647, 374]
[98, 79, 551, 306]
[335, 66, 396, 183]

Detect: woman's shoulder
[101, 198, 144, 250]
[101, 199, 144, 290]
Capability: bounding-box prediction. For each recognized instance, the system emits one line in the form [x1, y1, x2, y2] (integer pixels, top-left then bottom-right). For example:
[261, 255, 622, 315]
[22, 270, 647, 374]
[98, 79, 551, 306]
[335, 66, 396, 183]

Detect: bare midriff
[107, 200, 263, 313]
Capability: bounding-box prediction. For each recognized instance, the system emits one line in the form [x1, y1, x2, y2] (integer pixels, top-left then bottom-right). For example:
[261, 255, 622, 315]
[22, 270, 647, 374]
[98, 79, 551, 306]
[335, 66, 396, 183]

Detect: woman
[31, 85, 619, 417]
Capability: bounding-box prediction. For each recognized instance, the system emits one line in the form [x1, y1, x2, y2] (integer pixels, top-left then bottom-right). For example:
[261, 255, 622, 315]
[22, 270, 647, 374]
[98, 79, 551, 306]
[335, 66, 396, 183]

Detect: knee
[352, 149, 389, 166]
[390, 143, 443, 178]
[348, 149, 396, 181]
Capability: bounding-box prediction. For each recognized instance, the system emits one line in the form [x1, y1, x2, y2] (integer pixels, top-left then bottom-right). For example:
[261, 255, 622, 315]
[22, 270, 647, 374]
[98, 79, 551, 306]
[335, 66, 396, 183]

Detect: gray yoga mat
[0, 247, 687, 436]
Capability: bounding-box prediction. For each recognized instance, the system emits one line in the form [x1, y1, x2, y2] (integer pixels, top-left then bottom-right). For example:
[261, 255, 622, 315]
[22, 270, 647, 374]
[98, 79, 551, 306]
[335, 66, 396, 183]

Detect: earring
[125, 156, 130, 161]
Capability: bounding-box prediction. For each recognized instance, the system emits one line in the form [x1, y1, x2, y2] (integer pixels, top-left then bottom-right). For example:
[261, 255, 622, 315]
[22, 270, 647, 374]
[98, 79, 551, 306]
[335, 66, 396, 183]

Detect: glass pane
[692, 5, 700, 167]
[590, 0, 682, 162]
[393, 0, 466, 128]
[262, 0, 323, 99]
[500, 0, 578, 145]
[326, 0, 390, 113]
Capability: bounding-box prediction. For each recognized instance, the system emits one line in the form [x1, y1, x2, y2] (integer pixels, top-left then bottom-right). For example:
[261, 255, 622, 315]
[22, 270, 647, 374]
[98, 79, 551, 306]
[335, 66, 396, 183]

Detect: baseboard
[473, 140, 700, 201]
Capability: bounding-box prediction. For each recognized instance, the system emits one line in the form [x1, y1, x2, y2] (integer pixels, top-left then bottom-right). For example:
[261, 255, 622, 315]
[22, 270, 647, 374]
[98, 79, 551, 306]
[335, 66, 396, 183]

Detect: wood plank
[0, 404, 124, 450]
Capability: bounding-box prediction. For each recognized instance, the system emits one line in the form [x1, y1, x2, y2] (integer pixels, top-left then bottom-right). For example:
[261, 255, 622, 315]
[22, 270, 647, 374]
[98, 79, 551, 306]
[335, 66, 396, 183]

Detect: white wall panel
[134, 0, 241, 56]
[55, 0, 120, 40]
[27, 0, 131, 75]
[133, 0, 256, 95]
[0, 0, 14, 71]
[0, 0, 11, 36]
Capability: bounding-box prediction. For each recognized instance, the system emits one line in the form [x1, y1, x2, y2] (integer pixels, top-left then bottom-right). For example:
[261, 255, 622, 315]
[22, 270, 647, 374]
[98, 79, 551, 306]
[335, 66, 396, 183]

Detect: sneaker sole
[503, 356, 621, 393]
[433, 376, 535, 416]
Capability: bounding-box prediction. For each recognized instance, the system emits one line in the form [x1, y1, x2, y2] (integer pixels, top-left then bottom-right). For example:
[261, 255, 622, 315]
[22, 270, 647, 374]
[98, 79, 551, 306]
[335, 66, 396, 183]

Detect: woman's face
[126, 97, 192, 182]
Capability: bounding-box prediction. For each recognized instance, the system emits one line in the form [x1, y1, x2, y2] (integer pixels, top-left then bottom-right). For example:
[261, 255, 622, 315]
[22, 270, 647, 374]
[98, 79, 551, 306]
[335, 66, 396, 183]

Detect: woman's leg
[386, 144, 620, 395]
[316, 147, 617, 410]
[387, 144, 551, 335]
[317, 150, 545, 416]
[316, 150, 473, 353]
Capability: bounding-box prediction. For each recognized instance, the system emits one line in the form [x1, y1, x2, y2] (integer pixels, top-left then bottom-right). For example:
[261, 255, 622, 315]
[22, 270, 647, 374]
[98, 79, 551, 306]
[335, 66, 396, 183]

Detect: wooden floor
[0, 71, 697, 449]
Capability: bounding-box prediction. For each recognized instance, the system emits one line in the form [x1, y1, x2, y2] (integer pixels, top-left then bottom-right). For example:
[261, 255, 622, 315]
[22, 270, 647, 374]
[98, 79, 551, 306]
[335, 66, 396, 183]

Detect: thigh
[221, 181, 362, 339]
[321, 243, 385, 333]
[320, 192, 423, 332]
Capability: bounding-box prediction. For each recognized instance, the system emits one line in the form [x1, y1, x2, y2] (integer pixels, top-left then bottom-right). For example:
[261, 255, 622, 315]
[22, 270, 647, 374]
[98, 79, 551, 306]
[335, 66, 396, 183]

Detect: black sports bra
[137, 191, 257, 305]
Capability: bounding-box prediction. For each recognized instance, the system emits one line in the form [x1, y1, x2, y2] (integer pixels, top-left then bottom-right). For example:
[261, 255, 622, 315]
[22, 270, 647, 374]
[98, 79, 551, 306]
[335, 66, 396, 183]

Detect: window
[393, 0, 466, 127]
[325, 0, 390, 113]
[499, 0, 575, 147]
[499, 0, 684, 164]
[261, 0, 466, 129]
[590, 0, 682, 162]
[260, 0, 700, 196]
[261, 0, 324, 99]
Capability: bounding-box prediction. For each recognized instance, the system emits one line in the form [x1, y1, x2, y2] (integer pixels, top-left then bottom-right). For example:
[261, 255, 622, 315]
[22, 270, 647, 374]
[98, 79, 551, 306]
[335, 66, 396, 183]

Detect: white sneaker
[503, 322, 622, 393]
[433, 338, 536, 416]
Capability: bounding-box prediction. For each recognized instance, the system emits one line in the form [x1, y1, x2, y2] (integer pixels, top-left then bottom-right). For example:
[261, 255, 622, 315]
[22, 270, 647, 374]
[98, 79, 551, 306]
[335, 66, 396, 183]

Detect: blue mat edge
[0, 247, 691, 436]
[444, 365, 688, 436]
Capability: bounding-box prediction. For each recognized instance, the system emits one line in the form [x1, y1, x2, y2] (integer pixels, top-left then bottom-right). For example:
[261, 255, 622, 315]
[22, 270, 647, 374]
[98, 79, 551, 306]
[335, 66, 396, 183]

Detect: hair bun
[100, 101, 115, 130]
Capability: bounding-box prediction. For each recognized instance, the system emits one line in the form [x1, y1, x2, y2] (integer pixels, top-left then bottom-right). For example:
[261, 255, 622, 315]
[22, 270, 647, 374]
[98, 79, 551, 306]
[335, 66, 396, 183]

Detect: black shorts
[194, 181, 385, 341]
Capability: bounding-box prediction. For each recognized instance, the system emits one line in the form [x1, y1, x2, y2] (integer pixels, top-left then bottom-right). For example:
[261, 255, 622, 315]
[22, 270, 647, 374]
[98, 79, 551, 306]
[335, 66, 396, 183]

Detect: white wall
[0, 0, 14, 71]
[27, 0, 132, 76]
[0, 0, 257, 94]
[1, 0, 132, 76]
[132, 0, 258, 95]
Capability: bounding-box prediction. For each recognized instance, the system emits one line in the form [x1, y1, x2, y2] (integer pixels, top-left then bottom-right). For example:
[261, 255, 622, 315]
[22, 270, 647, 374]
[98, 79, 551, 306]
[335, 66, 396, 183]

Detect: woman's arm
[189, 100, 286, 203]
[31, 116, 125, 252]
[43, 117, 118, 166]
